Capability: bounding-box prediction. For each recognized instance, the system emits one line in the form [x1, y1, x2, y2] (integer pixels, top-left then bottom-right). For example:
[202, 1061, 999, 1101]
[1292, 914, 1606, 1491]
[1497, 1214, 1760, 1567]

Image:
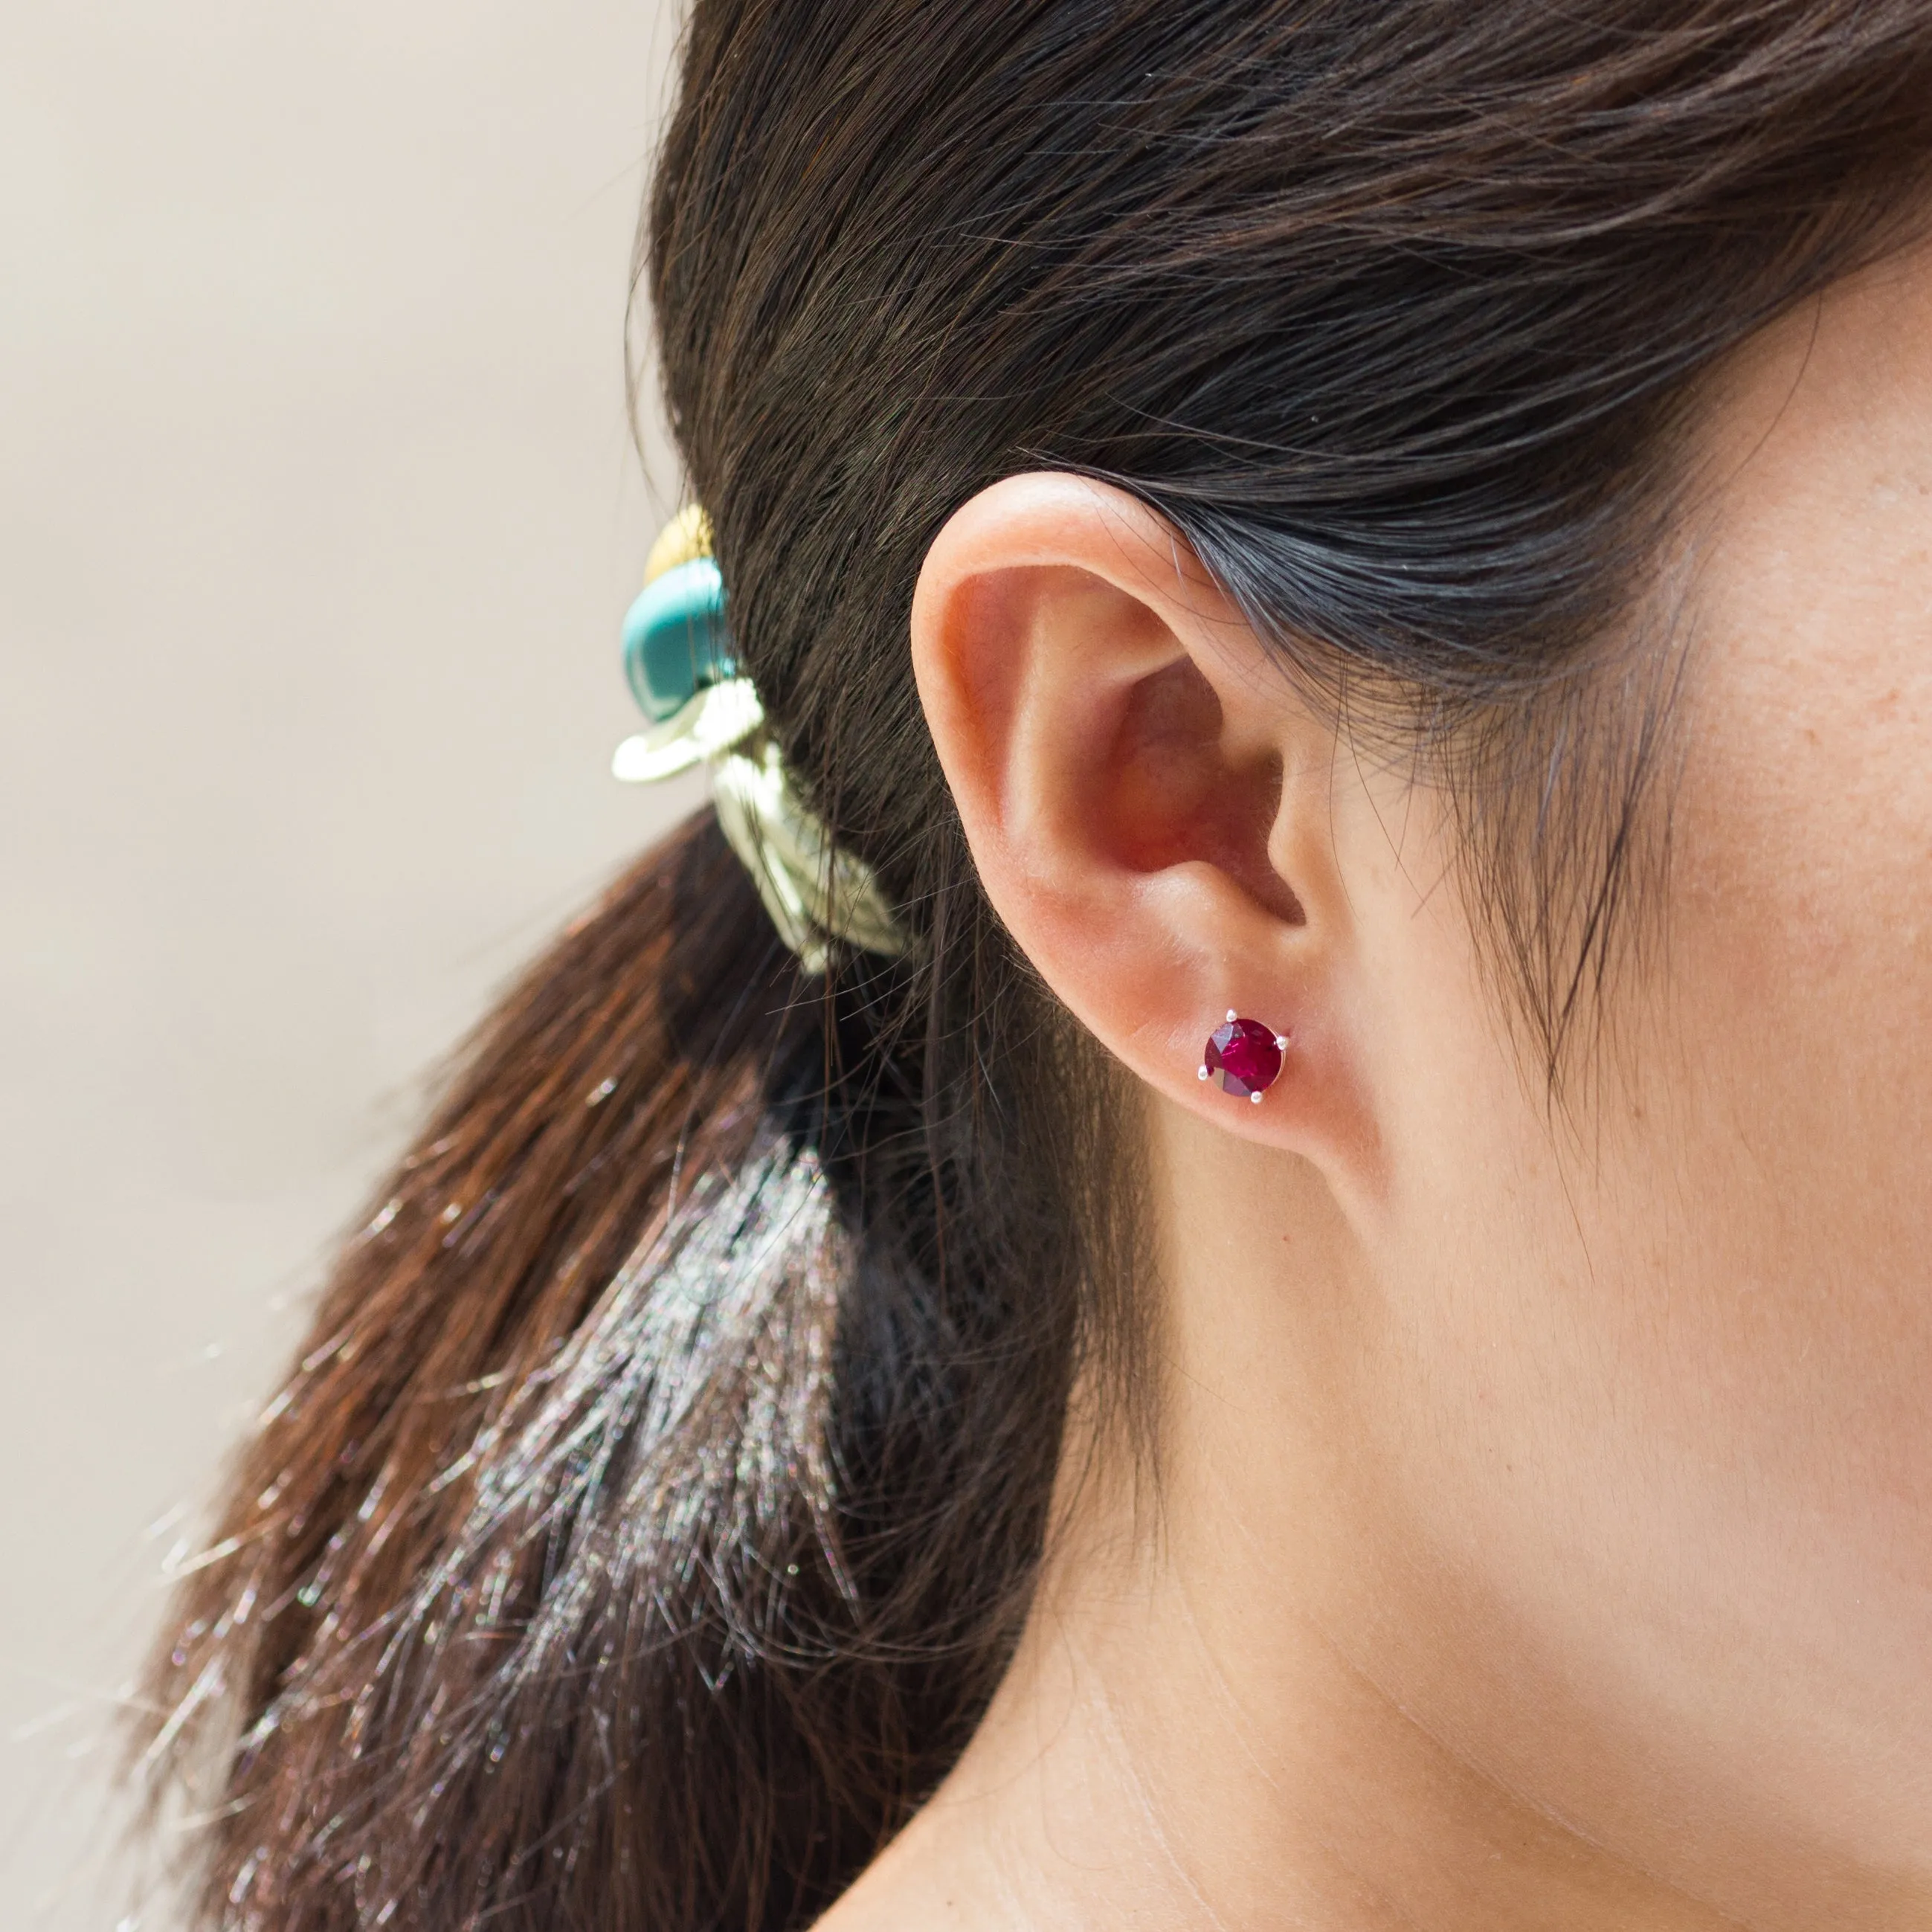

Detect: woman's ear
[909, 472, 1377, 1183]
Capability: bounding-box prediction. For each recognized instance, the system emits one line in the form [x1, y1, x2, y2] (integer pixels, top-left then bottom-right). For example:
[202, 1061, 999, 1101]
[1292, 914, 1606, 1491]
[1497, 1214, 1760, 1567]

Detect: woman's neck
[820, 1478, 1738, 1932]
[818, 1101, 1916, 1932]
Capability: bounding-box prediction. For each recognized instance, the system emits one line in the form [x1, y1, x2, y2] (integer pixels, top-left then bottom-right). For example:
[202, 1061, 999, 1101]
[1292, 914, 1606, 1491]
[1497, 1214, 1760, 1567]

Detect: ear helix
[1198, 1011, 1289, 1104]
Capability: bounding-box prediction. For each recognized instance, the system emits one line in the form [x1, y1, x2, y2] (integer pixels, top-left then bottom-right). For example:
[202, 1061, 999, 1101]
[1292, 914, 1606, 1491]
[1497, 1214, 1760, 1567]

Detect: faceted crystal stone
[1204, 1017, 1284, 1098]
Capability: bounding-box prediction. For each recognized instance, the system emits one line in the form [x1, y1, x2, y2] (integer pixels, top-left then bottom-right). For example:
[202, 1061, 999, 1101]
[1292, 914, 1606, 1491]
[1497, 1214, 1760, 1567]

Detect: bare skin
[817, 236, 1932, 1930]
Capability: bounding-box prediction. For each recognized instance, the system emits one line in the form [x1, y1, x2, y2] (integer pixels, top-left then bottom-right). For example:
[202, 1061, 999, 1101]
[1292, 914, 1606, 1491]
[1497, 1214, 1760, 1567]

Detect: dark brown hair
[138, 4, 1932, 1927]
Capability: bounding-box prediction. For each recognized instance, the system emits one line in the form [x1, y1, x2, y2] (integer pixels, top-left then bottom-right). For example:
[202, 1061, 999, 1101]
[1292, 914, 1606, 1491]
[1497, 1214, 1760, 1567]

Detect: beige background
[0, 4, 697, 1922]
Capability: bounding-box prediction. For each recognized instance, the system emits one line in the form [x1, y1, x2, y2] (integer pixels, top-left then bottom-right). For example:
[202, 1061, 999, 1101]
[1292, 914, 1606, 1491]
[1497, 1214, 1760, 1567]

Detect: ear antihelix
[1197, 1011, 1290, 1104]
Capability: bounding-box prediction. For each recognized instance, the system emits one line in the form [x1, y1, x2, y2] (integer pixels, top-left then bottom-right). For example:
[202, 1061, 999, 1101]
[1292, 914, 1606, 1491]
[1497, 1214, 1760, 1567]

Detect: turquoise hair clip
[620, 553, 737, 722]
[610, 506, 909, 973]
[612, 505, 761, 783]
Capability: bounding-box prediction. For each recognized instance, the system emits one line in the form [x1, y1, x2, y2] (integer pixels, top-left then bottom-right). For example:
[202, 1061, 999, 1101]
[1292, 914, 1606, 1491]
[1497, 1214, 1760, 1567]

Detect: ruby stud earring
[1199, 1011, 1288, 1103]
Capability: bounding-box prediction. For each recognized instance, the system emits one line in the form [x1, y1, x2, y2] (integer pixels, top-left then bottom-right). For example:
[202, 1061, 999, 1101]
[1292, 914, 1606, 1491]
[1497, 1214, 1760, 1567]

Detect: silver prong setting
[1250, 1091, 1263, 1104]
[1197, 1065, 1208, 1081]
[1226, 1008, 1238, 1023]
[1274, 1034, 1288, 1051]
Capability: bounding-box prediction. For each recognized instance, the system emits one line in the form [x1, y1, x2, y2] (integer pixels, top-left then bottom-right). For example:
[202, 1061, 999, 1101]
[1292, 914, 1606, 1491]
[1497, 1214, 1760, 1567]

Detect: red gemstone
[1204, 1016, 1284, 1098]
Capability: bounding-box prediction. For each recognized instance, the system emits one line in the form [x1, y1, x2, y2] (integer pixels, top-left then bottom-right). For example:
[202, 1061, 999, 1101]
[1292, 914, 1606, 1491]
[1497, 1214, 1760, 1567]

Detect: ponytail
[140, 816, 1071, 1928]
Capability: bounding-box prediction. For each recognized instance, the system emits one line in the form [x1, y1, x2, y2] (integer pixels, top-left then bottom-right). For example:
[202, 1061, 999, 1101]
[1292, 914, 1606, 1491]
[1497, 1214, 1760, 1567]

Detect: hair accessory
[1198, 1011, 1288, 1103]
[620, 507, 736, 721]
[612, 506, 909, 975]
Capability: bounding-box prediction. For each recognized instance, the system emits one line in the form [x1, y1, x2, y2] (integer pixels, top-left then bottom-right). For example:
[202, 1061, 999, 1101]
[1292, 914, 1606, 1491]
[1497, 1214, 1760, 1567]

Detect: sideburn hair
[137, 4, 1932, 1928]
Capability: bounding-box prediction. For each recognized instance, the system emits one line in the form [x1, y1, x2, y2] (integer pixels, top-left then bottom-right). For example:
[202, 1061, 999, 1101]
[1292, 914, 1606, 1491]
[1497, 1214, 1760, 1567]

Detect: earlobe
[909, 471, 1370, 1175]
